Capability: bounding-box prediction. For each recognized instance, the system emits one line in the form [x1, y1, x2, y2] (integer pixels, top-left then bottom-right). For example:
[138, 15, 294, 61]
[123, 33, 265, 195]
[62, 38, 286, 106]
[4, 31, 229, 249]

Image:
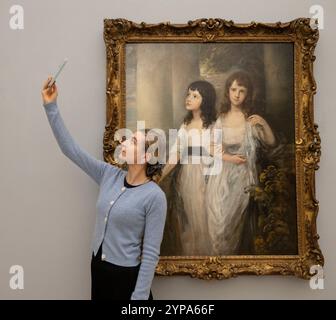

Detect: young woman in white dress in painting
[206, 71, 276, 256]
[159, 80, 217, 256]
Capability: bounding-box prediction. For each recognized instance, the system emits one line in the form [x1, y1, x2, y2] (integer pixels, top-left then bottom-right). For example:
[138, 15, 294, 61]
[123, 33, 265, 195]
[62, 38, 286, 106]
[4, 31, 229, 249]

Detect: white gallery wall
[0, 0, 335, 299]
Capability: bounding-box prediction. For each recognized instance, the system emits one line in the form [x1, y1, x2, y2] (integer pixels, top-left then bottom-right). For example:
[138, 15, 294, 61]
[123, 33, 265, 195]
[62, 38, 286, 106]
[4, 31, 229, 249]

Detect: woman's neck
[126, 164, 150, 185]
[192, 109, 202, 120]
[230, 104, 243, 113]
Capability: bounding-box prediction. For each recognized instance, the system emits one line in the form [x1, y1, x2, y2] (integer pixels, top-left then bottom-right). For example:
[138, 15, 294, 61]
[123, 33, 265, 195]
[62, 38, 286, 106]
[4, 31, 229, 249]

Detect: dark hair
[142, 128, 165, 182]
[220, 71, 254, 117]
[183, 80, 217, 129]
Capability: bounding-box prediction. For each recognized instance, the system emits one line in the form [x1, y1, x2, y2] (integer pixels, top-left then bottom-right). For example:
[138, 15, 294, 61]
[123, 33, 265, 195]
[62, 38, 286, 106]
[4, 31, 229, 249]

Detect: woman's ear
[145, 152, 152, 163]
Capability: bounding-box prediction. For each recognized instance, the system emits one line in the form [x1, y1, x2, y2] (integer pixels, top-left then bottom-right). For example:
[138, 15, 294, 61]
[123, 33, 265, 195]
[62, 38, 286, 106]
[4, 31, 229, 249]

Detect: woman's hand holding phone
[41, 76, 58, 105]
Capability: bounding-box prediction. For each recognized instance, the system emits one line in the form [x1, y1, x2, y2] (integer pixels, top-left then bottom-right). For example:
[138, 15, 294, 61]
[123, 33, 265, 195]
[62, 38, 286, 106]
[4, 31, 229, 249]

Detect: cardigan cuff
[43, 101, 57, 109]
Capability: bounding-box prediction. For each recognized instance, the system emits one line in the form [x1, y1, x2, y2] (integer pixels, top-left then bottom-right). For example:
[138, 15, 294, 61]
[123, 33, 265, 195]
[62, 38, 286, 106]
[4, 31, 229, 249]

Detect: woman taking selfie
[41, 76, 167, 300]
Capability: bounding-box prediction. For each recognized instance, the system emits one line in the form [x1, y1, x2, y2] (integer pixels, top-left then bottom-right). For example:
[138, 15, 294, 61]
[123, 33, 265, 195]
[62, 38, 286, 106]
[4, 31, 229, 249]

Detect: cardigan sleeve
[130, 190, 167, 300]
[43, 101, 110, 185]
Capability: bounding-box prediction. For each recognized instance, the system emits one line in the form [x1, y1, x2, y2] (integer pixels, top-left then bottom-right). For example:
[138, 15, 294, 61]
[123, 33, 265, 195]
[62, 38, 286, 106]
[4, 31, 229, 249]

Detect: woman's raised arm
[41, 77, 116, 185]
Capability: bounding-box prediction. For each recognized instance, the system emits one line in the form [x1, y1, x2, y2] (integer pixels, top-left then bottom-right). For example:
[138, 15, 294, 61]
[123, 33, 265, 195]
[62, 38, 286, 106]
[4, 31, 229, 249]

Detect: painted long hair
[183, 80, 217, 129]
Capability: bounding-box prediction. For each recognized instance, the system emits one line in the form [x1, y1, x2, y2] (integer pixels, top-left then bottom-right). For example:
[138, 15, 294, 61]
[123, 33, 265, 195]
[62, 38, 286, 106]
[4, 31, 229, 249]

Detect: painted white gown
[166, 122, 215, 255]
[205, 115, 261, 255]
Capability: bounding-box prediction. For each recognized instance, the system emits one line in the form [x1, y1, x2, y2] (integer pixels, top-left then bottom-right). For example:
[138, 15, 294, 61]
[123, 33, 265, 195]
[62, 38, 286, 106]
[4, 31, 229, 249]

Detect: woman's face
[185, 88, 203, 111]
[229, 80, 248, 107]
[119, 131, 148, 164]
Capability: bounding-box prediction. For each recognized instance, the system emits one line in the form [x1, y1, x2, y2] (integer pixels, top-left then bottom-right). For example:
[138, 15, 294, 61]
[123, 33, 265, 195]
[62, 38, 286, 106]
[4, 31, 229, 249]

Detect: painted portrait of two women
[125, 42, 298, 257]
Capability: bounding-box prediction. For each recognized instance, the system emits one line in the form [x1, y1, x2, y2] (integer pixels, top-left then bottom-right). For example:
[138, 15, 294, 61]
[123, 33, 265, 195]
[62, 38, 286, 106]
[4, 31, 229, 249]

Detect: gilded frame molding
[103, 18, 323, 280]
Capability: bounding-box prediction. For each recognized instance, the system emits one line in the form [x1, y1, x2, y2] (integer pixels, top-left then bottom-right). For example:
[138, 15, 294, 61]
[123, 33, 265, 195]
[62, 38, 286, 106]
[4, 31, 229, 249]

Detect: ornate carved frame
[103, 18, 323, 280]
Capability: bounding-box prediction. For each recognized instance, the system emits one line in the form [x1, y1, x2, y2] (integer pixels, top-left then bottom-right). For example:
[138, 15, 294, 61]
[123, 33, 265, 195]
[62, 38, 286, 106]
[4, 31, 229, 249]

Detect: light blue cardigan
[43, 101, 167, 300]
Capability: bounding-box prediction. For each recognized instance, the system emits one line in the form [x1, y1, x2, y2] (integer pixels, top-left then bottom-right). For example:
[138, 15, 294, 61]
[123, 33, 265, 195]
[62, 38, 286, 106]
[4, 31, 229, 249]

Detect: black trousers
[91, 244, 153, 300]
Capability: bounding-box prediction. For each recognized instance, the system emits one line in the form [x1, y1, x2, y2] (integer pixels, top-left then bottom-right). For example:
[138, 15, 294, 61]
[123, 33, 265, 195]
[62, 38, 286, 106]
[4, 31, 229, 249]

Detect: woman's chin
[231, 102, 242, 108]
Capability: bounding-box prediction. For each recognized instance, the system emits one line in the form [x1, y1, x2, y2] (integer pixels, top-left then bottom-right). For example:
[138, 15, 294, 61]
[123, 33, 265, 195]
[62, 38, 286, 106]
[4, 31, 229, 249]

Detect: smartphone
[48, 58, 68, 88]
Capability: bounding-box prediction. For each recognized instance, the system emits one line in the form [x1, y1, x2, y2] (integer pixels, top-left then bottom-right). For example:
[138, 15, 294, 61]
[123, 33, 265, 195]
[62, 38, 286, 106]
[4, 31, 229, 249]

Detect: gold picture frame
[103, 18, 323, 280]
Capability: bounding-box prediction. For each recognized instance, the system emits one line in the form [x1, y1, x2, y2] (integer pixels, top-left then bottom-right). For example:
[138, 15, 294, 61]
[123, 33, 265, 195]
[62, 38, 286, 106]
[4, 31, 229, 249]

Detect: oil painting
[103, 18, 323, 279]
